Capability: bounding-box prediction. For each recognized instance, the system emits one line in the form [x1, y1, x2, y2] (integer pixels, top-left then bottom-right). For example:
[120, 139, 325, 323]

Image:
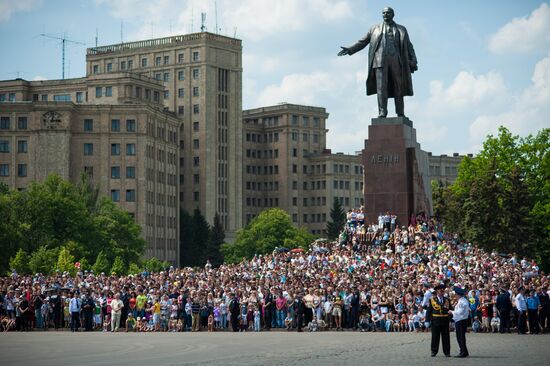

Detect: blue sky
[1, 0, 549, 155]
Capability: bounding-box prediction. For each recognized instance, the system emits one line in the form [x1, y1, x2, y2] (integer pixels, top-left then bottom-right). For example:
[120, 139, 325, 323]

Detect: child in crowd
[63, 299, 70, 328]
[126, 313, 136, 332]
[136, 317, 142, 332]
[308, 316, 319, 332]
[213, 304, 221, 329]
[169, 315, 178, 332]
[102, 314, 110, 332]
[284, 312, 293, 330]
[93, 301, 102, 330]
[207, 314, 214, 332]
[254, 306, 261, 332]
[176, 318, 183, 332]
[491, 317, 500, 333]
[472, 316, 481, 333]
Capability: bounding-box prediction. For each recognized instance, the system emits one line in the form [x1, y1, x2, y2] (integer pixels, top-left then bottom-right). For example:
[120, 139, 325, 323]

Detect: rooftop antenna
[191, 3, 194, 32]
[169, 19, 172, 36]
[39, 32, 85, 79]
[233, 26, 237, 38]
[215, 0, 218, 34]
[95, 28, 98, 47]
[121, 21, 124, 43]
[201, 12, 207, 32]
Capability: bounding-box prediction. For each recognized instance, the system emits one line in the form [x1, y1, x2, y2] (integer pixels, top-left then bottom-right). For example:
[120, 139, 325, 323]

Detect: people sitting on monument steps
[1, 209, 548, 335]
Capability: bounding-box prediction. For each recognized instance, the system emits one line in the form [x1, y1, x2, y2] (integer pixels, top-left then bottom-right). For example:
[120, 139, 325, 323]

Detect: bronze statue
[338, 7, 417, 118]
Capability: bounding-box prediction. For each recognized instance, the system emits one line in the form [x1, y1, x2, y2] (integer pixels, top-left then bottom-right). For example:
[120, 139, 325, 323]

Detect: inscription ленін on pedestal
[370, 154, 400, 165]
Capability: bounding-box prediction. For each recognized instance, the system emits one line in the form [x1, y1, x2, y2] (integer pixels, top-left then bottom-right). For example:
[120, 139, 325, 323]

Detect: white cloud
[0, 0, 42, 22]
[469, 55, 550, 146]
[489, 3, 550, 54]
[256, 72, 336, 106]
[32, 75, 47, 81]
[96, 0, 353, 41]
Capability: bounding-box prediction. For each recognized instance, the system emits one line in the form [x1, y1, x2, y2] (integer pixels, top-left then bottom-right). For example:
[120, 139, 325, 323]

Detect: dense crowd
[1, 209, 548, 335]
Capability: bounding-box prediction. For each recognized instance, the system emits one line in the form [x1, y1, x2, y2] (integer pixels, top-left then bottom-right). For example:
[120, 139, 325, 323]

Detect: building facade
[86, 32, 243, 235]
[0, 73, 180, 263]
[242, 103, 363, 236]
[428, 152, 469, 185]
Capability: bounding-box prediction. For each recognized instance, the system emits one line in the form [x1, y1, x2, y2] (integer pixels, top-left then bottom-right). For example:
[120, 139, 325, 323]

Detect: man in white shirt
[69, 292, 81, 332]
[110, 293, 124, 332]
[515, 287, 528, 334]
[449, 287, 469, 358]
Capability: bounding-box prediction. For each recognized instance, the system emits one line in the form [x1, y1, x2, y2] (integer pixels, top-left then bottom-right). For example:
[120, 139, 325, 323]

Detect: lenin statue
[338, 7, 417, 118]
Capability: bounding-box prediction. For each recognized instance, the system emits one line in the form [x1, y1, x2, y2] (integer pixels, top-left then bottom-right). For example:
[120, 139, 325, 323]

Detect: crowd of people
[1, 209, 548, 336]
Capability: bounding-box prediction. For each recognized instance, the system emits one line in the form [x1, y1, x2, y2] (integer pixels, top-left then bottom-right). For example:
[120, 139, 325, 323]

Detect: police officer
[229, 292, 240, 332]
[427, 282, 451, 357]
[449, 286, 469, 357]
[82, 291, 95, 331]
[294, 292, 305, 332]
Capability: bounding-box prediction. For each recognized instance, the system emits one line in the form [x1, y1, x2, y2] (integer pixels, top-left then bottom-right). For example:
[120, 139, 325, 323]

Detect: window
[127, 60, 133, 69]
[76, 92, 83, 103]
[111, 119, 120, 132]
[302, 133, 308, 142]
[192, 68, 199, 79]
[120, 61, 126, 70]
[107, 63, 112, 72]
[0, 164, 9, 176]
[53, 94, 71, 101]
[193, 104, 199, 114]
[93, 65, 99, 74]
[111, 166, 120, 179]
[178, 70, 184, 80]
[0, 94, 4, 102]
[193, 51, 199, 61]
[126, 143, 136, 155]
[163, 90, 169, 100]
[193, 156, 199, 166]
[17, 140, 27, 153]
[126, 119, 136, 132]
[0, 141, 9, 153]
[126, 166, 135, 179]
[193, 139, 199, 149]
[193, 191, 199, 201]
[313, 117, 320, 127]
[164, 55, 169, 65]
[111, 190, 120, 202]
[292, 115, 298, 126]
[193, 122, 199, 131]
[17, 117, 27, 129]
[193, 174, 199, 184]
[178, 88, 184, 98]
[111, 143, 120, 156]
[83, 119, 93, 132]
[155, 73, 161, 81]
[17, 164, 27, 177]
[95, 87, 102, 98]
[163, 72, 169, 82]
[83, 143, 93, 155]
[292, 164, 297, 173]
[0, 117, 10, 129]
[8, 93, 15, 102]
[302, 116, 309, 127]
[41, 94, 48, 101]
[105, 86, 112, 97]
[126, 189, 136, 202]
[178, 106, 184, 115]
[193, 86, 199, 97]
[141, 58, 148, 67]
[178, 53, 184, 63]
[155, 57, 161, 66]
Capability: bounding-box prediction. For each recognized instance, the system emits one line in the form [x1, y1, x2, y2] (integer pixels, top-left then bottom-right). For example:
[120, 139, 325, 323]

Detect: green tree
[9, 248, 30, 275]
[142, 257, 170, 273]
[110, 256, 126, 276]
[28, 246, 59, 275]
[327, 198, 346, 239]
[179, 209, 192, 266]
[56, 246, 76, 276]
[221, 208, 315, 263]
[181, 208, 210, 267]
[92, 250, 110, 274]
[128, 262, 142, 275]
[206, 213, 225, 267]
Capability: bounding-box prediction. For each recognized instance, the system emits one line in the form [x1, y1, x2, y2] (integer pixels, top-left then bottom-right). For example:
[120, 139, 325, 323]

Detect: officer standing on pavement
[427, 282, 451, 357]
[449, 286, 469, 358]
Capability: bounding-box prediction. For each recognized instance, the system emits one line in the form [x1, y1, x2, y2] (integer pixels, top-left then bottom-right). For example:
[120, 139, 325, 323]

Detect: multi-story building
[242, 103, 363, 236]
[428, 152, 470, 185]
[0, 73, 180, 263]
[86, 32, 243, 235]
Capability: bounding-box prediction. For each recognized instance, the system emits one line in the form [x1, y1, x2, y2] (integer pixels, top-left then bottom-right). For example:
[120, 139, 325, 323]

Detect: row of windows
[145, 191, 177, 207]
[333, 180, 363, 191]
[301, 213, 327, 223]
[291, 115, 321, 128]
[291, 131, 319, 143]
[0, 163, 26, 177]
[295, 196, 328, 207]
[245, 181, 279, 191]
[293, 180, 328, 191]
[0, 116, 27, 130]
[0, 93, 16, 102]
[245, 165, 279, 175]
[176, 86, 200, 98]
[245, 197, 280, 207]
[246, 149, 279, 159]
[95, 86, 113, 98]
[333, 164, 363, 175]
[110, 189, 136, 202]
[0, 140, 27, 153]
[245, 132, 280, 143]
[82, 118, 136, 133]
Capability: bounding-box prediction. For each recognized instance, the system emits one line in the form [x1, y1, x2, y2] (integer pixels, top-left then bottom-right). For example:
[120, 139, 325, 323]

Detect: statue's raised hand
[338, 47, 350, 56]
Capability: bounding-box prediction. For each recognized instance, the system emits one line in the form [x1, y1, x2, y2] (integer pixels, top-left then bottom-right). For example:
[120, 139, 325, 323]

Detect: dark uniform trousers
[431, 316, 451, 356]
[455, 319, 469, 356]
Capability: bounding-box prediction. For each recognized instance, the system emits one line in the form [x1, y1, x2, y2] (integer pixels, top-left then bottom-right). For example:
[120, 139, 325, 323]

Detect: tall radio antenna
[201, 12, 207, 32]
[39, 32, 85, 79]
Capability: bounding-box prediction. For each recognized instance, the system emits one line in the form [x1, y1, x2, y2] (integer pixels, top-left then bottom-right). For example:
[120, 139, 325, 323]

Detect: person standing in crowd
[120, 286, 130, 329]
[449, 287, 469, 358]
[82, 292, 95, 331]
[526, 289, 540, 334]
[427, 283, 451, 357]
[69, 292, 81, 332]
[263, 289, 273, 330]
[110, 293, 124, 332]
[32, 291, 44, 330]
[17, 294, 30, 331]
[496, 288, 512, 333]
[538, 286, 549, 333]
[229, 292, 240, 332]
[294, 292, 305, 332]
[515, 286, 528, 334]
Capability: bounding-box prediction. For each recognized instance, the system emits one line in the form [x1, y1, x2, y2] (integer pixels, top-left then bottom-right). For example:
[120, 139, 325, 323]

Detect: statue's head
[382, 7, 395, 22]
